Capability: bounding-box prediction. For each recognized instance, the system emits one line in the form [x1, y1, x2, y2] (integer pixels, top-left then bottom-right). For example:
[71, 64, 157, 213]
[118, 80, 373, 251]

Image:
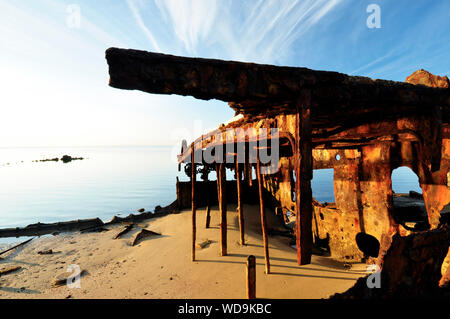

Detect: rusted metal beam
[191, 144, 197, 262]
[257, 151, 270, 274]
[295, 92, 313, 266]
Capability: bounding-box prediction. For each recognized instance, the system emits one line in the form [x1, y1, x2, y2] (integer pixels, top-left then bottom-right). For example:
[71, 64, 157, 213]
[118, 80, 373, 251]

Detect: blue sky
[0, 0, 449, 147]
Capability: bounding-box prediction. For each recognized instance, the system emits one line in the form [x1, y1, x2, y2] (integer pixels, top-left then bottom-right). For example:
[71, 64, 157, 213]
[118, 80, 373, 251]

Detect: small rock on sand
[137, 208, 145, 213]
[196, 239, 212, 249]
[38, 249, 53, 255]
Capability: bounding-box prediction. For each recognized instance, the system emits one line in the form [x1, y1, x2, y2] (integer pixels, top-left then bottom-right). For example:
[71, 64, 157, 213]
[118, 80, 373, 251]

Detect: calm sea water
[0, 146, 179, 230]
[0, 146, 421, 243]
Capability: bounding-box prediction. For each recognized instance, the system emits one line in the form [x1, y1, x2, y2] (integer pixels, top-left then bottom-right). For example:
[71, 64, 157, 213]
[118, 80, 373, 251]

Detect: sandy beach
[0, 205, 367, 299]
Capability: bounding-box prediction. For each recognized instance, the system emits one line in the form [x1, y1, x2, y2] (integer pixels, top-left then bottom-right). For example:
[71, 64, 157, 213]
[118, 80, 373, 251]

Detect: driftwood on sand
[80, 225, 109, 233]
[0, 200, 179, 239]
[106, 200, 179, 226]
[0, 266, 22, 276]
[131, 229, 161, 246]
[114, 223, 134, 239]
[0, 238, 34, 256]
[0, 219, 104, 238]
[37, 249, 54, 255]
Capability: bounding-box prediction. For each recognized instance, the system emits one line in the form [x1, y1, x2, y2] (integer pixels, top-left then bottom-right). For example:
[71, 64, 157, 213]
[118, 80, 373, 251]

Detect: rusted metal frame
[295, 92, 313, 266]
[314, 142, 373, 150]
[177, 132, 293, 165]
[313, 128, 425, 147]
[257, 148, 270, 274]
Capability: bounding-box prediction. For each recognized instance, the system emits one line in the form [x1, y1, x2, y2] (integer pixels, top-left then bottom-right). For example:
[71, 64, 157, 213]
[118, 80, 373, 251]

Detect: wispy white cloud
[126, 0, 161, 52]
[235, 0, 343, 63]
[4, 0, 447, 148]
[126, 0, 343, 63]
[154, 0, 218, 55]
[349, 50, 395, 75]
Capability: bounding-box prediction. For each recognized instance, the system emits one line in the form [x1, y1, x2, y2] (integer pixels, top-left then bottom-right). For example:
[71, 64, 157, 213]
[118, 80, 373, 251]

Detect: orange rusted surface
[212, 90, 448, 262]
[105, 50, 449, 266]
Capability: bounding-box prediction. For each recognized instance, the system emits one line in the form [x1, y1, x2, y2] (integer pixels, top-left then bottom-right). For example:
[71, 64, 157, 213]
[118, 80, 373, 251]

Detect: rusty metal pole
[191, 144, 197, 262]
[176, 176, 181, 208]
[257, 151, 270, 274]
[247, 162, 253, 187]
[216, 162, 227, 256]
[295, 93, 313, 266]
[246, 255, 256, 299]
[244, 142, 253, 187]
[216, 163, 221, 208]
[236, 157, 245, 246]
[221, 162, 227, 256]
[205, 201, 211, 229]
[204, 166, 212, 229]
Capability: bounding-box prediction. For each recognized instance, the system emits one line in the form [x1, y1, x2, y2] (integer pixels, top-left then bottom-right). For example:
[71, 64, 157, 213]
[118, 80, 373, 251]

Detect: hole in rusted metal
[356, 232, 380, 258]
[392, 167, 429, 231]
[311, 169, 335, 204]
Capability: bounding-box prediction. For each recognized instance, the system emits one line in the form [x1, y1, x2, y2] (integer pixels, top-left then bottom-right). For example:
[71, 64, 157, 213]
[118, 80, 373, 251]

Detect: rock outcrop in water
[33, 155, 84, 163]
[60, 155, 84, 163]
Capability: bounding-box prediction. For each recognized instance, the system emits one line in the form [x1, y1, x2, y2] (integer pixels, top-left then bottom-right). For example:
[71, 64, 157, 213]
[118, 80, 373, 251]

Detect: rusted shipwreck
[105, 48, 449, 277]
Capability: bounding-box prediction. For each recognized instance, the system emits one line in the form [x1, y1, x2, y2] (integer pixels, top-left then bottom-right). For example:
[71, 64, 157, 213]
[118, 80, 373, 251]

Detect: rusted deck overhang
[106, 47, 449, 131]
